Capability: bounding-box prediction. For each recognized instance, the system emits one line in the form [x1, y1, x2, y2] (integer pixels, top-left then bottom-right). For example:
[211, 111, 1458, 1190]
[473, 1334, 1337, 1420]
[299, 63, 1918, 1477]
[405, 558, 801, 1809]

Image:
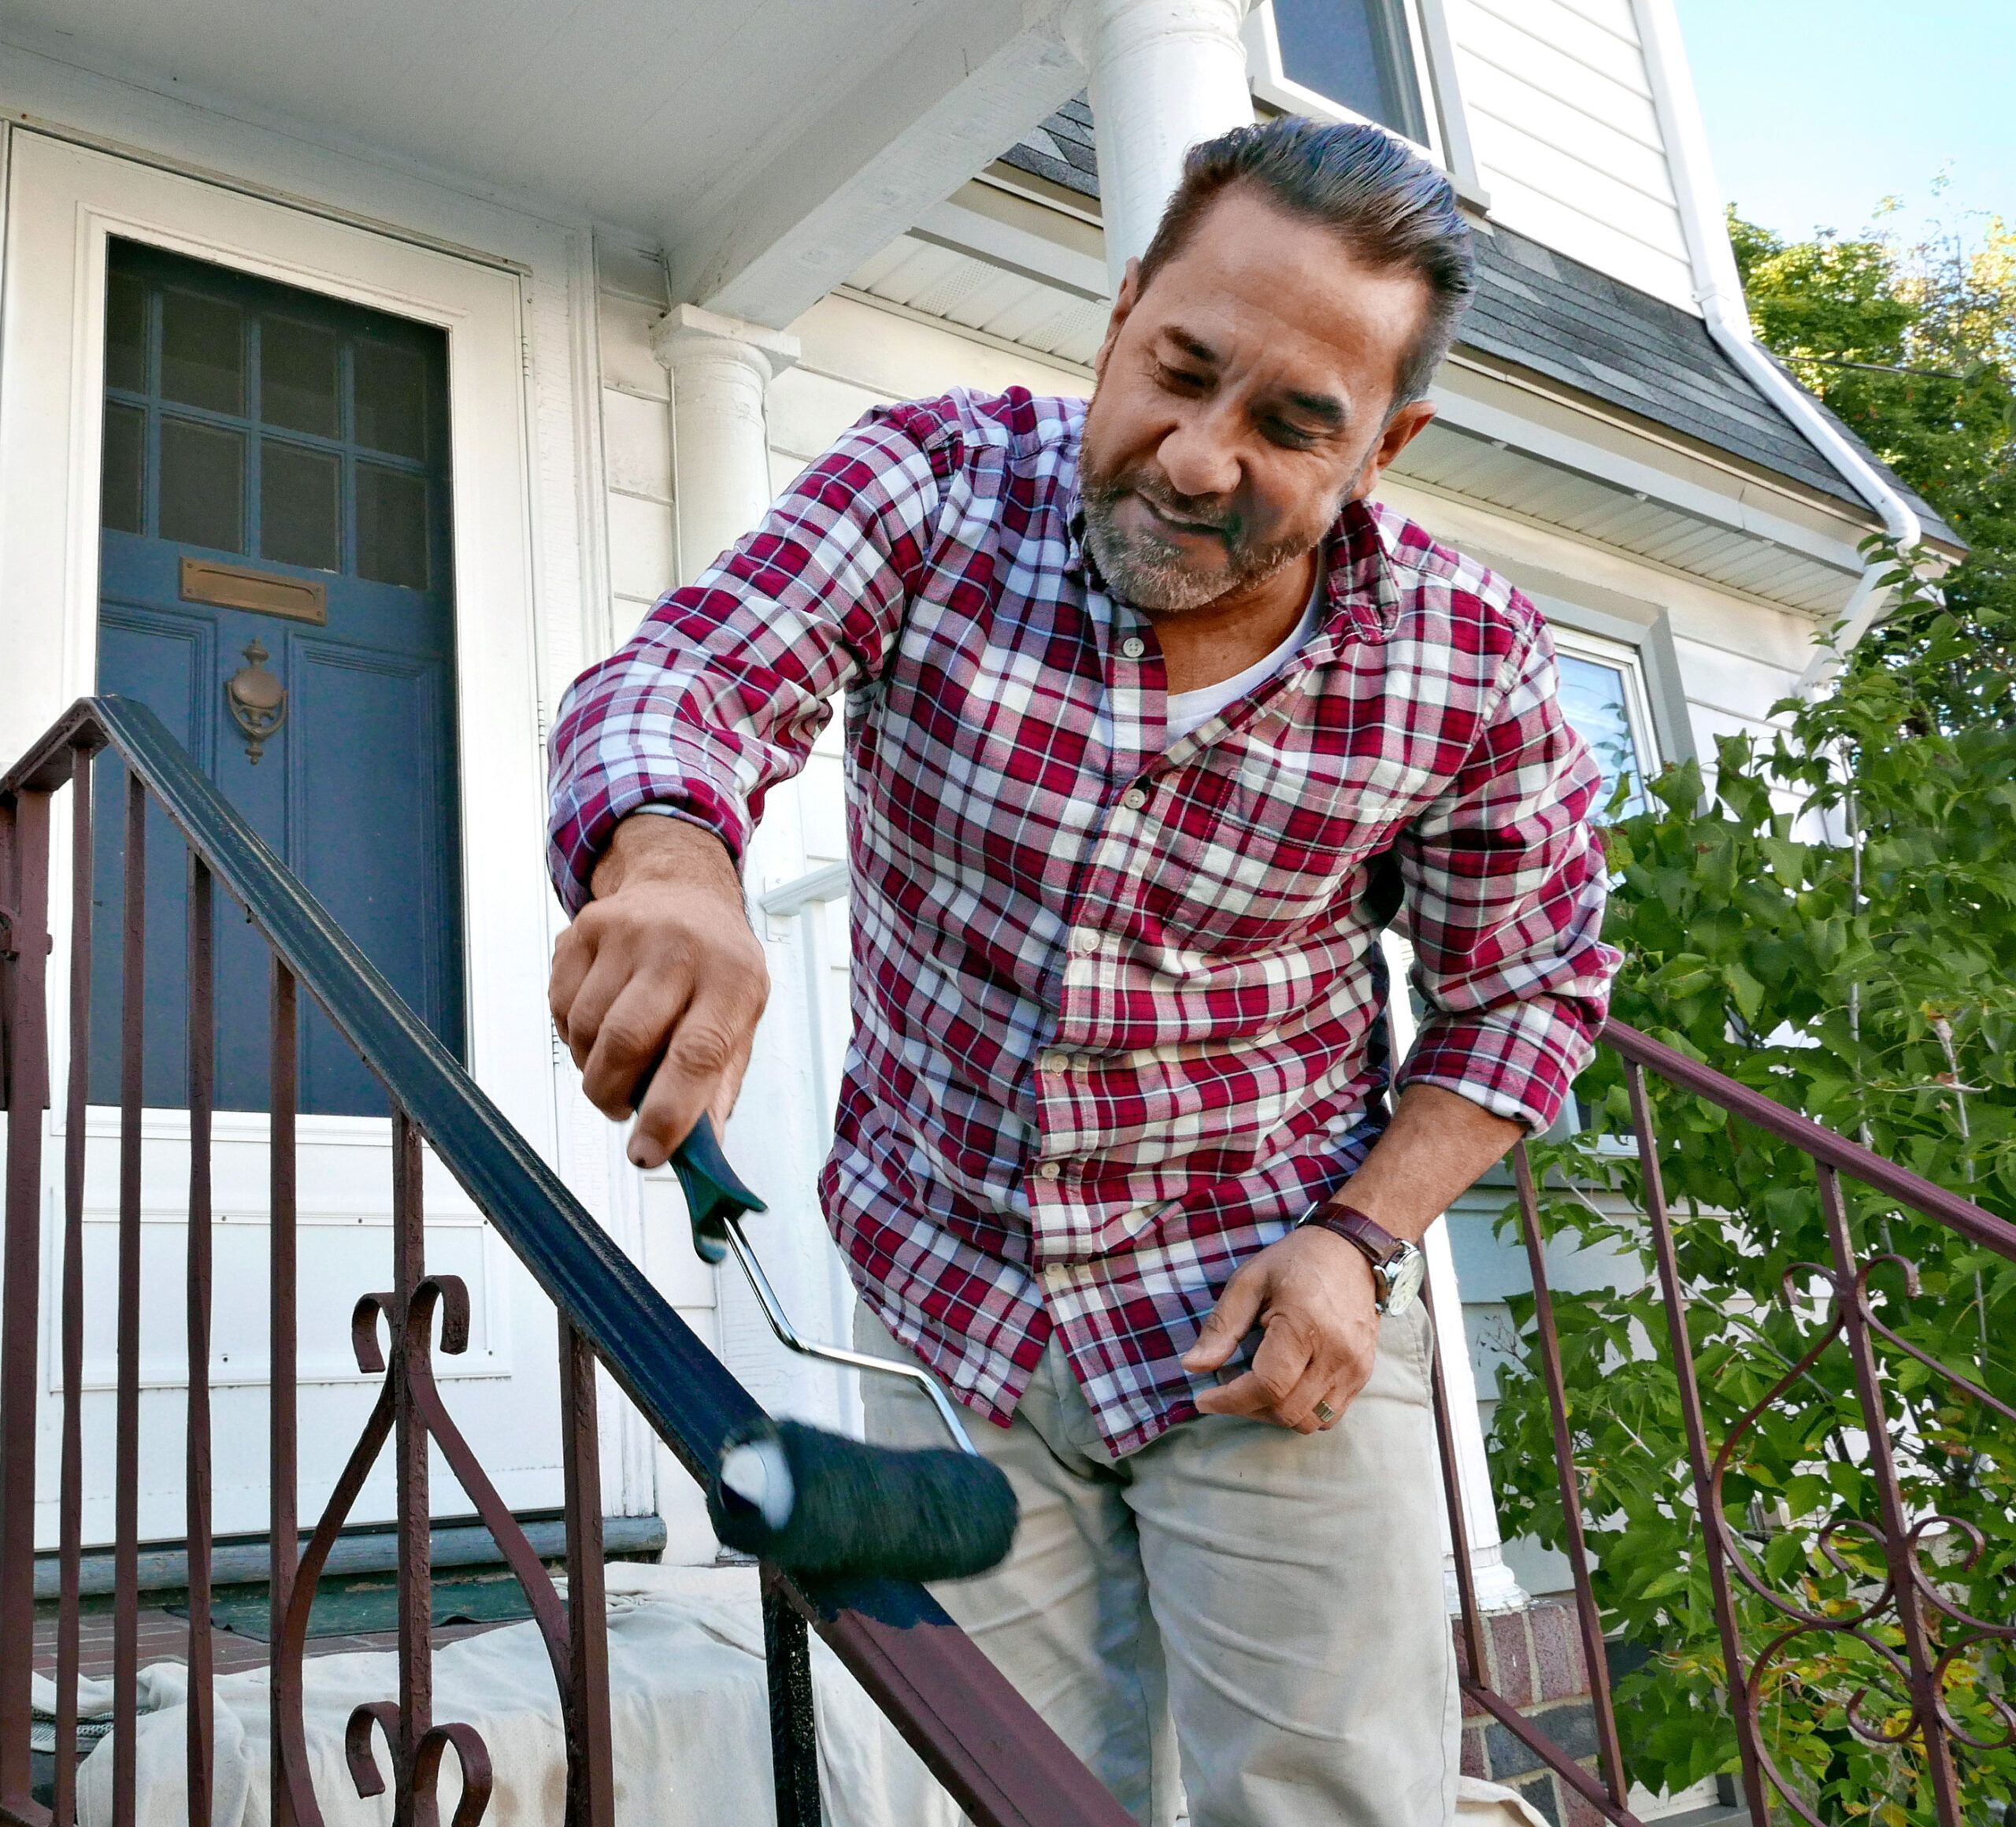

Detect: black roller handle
[669, 1112, 768, 1263]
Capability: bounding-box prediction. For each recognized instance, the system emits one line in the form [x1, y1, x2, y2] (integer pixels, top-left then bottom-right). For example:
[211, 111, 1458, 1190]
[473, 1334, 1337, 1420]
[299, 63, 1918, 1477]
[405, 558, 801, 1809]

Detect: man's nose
[1156, 404, 1241, 504]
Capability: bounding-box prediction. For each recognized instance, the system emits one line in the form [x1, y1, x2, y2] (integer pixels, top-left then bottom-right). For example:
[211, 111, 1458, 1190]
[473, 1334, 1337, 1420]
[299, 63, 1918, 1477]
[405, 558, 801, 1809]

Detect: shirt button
[1038, 1162, 1062, 1180]
[1121, 786, 1149, 812]
[1120, 636, 1147, 660]
[1069, 926, 1097, 955]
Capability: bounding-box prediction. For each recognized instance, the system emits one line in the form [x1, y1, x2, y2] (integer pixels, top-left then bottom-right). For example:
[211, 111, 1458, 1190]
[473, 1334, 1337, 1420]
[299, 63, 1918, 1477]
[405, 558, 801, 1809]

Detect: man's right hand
[548, 813, 769, 1169]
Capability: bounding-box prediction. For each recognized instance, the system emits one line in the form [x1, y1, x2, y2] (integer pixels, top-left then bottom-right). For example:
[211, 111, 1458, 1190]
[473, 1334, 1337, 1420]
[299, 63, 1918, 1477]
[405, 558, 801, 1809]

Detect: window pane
[357, 464, 429, 588]
[105, 271, 147, 395]
[261, 317, 340, 438]
[261, 443, 340, 572]
[101, 402, 146, 535]
[1557, 654, 1648, 816]
[158, 418, 246, 554]
[161, 290, 244, 415]
[1272, 0, 1427, 143]
[354, 342, 428, 459]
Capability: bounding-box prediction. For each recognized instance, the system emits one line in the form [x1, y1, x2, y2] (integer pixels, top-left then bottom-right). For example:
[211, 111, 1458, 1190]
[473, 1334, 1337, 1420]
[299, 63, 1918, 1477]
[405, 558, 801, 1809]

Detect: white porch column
[1064, 0, 1255, 291]
[1382, 934, 1529, 1614]
[650, 302, 799, 584]
[647, 298, 868, 1482]
[639, 301, 810, 1561]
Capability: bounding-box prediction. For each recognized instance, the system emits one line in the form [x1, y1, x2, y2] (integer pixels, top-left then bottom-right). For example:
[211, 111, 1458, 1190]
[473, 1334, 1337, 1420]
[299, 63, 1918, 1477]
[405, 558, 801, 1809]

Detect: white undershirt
[1162, 569, 1325, 748]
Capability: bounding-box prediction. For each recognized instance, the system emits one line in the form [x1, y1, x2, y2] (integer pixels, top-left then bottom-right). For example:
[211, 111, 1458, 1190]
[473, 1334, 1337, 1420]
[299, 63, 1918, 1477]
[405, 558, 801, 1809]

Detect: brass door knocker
[225, 638, 287, 764]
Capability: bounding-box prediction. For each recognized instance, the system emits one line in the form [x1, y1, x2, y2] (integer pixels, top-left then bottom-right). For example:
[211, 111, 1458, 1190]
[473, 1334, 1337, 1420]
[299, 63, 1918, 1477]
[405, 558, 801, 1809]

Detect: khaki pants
[854, 1303, 1460, 1827]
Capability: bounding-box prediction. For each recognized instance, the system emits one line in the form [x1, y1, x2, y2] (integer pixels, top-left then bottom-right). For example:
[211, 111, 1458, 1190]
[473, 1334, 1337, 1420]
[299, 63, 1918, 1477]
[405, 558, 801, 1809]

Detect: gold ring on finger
[1313, 1399, 1336, 1425]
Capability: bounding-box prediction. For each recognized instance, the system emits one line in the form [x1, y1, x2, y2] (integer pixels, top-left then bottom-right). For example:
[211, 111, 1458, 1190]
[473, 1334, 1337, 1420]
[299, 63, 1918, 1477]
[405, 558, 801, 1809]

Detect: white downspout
[1632, 0, 1921, 693]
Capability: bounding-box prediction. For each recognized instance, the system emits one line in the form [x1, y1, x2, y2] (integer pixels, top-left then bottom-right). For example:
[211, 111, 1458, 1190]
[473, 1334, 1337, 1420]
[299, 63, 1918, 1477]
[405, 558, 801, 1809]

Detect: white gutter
[1632, 0, 1922, 692]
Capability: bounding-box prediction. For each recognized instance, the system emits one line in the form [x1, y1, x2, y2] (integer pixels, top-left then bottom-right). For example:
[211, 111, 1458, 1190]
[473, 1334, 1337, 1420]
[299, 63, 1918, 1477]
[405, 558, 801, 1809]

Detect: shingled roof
[999, 104, 1959, 550]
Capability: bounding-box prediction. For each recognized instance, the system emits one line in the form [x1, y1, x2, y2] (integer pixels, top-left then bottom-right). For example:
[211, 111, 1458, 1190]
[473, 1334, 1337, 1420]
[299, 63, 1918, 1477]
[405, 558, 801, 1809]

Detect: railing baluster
[0, 787, 53, 1814]
[269, 961, 301, 1827]
[1421, 1277, 1489, 1695]
[1624, 1062, 1769, 1824]
[1816, 1164, 1964, 1825]
[113, 774, 147, 1827]
[1510, 1141, 1632, 1813]
[54, 745, 95, 1827]
[186, 857, 216, 1826]
[762, 1571, 824, 1827]
[558, 1317, 615, 1827]
[391, 1105, 434, 1826]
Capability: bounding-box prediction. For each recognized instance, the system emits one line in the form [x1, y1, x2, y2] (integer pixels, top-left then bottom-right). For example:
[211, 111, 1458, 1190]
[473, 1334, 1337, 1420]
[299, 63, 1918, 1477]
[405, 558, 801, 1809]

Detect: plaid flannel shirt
[550, 387, 1618, 1455]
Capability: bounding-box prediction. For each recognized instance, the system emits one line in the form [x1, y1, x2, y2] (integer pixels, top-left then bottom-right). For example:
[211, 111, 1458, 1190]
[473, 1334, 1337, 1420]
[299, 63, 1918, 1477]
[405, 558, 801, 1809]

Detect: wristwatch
[1299, 1203, 1426, 1317]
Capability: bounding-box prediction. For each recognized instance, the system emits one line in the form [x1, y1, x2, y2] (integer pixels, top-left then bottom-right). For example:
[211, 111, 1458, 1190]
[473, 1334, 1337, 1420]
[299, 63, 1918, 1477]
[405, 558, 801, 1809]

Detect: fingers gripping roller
[669, 1117, 1019, 1584]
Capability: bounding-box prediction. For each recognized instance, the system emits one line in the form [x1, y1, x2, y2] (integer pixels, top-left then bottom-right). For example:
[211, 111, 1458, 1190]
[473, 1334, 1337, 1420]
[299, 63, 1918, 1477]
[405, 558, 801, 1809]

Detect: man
[548, 117, 1617, 1827]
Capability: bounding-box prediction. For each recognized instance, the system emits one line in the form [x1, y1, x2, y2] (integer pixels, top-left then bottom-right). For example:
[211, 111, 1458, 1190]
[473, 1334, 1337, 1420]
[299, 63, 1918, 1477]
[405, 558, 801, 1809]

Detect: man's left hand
[1181, 1225, 1381, 1432]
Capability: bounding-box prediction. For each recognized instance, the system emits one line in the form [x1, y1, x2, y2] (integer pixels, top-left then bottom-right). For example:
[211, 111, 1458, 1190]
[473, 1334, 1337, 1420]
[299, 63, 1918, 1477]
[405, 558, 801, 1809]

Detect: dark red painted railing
[1435, 1021, 2016, 1825]
[6, 695, 2010, 1824]
[0, 698, 1131, 1827]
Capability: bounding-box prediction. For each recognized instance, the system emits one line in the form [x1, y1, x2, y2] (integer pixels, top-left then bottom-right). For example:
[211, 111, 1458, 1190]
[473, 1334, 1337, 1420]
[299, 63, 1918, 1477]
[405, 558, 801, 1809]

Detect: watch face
[1384, 1242, 1427, 1315]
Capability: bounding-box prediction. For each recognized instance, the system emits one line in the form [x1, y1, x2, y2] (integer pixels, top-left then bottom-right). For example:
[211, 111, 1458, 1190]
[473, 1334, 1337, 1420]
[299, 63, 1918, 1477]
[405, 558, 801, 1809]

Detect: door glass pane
[357, 464, 429, 588]
[158, 418, 246, 553]
[101, 402, 146, 535]
[354, 342, 428, 459]
[262, 443, 341, 571]
[105, 270, 148, 395]
[1557, 653, 1648, 816]
[1272, 0, 1427, 143]
[161, 290, 245, 415]
[261, 317, 340, 438]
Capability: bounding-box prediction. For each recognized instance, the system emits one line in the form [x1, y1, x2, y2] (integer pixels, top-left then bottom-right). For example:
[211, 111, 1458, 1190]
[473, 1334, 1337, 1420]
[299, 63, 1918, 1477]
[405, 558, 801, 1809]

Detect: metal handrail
[1601, 1017, 2016, 1260]
[0, 695, 1129, 1827]
[1440, 1017, 2016, 1826]
[9, 695, 2010, 1825]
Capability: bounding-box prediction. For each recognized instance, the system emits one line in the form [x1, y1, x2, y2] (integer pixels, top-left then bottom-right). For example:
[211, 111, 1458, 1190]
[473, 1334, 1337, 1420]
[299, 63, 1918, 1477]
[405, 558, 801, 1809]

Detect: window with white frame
[1552, 628, 1662, 818]
[1248, 0, 1440, 157]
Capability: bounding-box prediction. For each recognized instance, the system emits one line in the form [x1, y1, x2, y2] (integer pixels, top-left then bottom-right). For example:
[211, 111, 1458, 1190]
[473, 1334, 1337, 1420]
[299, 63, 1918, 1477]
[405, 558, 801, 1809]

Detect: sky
[1673, 0, 2014, 248]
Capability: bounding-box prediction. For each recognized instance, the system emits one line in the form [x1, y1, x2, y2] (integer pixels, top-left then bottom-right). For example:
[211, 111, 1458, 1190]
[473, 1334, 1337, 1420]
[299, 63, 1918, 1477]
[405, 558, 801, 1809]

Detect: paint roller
[665, 1114, 1019, 1584]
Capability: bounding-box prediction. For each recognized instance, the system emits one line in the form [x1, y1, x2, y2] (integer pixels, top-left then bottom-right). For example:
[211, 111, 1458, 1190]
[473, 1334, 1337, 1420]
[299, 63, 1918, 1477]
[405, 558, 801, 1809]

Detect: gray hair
[1135, 116, 1477, 408]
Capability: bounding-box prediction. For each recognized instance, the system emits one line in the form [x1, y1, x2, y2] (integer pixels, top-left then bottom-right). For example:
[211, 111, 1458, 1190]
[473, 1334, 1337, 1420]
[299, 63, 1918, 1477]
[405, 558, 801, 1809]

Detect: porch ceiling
[5, 2, 850, 220]
[3, 1, 1080, 324]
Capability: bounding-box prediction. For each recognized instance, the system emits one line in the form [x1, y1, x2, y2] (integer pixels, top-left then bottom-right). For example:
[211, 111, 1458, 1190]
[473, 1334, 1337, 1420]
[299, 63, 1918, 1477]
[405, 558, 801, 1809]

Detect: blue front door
[94, 239, 465, 1115]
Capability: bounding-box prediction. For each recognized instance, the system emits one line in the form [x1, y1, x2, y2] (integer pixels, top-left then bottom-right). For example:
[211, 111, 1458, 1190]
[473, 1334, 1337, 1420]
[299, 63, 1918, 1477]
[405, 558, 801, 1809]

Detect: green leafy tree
[1730, 203, 2016, 727]
[1488, 203, 2016, 1821]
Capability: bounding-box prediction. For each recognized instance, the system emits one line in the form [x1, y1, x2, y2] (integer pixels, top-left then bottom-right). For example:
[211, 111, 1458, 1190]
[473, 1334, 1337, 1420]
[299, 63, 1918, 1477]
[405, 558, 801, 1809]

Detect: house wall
[0, 15, 1844, 1569]
[1447, 0, 1697, 312]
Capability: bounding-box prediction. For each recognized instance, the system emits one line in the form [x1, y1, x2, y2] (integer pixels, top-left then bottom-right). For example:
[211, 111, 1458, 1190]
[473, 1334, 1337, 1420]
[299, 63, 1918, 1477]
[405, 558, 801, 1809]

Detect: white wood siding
[594, 232, 680, 648]
[1450, 0, 1697, 309]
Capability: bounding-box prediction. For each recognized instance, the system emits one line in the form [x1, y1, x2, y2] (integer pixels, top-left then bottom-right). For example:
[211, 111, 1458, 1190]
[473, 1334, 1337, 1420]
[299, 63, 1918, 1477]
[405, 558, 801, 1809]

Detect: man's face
[1080, 185, 1439, 614]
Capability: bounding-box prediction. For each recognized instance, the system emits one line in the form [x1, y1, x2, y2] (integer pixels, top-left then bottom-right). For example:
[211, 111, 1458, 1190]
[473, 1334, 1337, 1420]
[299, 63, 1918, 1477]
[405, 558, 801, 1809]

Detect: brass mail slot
[180, 557, 328, 624]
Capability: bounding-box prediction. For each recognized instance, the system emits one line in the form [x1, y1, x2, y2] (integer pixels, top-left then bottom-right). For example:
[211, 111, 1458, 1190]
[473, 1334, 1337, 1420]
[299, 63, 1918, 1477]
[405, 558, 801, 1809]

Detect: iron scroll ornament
[224, 638, 287, 764]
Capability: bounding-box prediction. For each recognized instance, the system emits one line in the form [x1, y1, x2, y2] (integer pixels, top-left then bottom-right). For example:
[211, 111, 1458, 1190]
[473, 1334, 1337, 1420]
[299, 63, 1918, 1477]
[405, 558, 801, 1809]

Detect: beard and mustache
[1077, 461, 1343, 615]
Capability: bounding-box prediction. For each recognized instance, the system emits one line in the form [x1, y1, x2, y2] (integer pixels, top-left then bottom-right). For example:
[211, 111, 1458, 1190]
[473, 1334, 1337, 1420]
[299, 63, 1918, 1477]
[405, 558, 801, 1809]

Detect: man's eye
[1157, 363, 1209, 391]
[1266, 421, 1319, 449]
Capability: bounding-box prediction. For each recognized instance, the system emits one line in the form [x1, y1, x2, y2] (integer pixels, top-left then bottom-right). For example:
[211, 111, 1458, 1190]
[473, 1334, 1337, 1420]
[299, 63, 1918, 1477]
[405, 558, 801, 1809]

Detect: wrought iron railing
[6, 695, 2010, 1824]
[1436, 1021, 2016, 1825]
[0, 696, 1131, 1827]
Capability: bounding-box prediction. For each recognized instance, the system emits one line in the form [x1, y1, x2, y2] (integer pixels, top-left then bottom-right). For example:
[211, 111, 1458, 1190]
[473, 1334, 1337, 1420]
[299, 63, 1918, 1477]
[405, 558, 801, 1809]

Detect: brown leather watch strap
[1302, 1203, 1406, 1272]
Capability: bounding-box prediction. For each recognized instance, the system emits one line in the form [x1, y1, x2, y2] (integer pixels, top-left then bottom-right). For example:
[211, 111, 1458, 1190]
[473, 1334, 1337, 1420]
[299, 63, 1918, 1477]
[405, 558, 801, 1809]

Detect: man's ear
[1347, 399, 1436, 502]
[1092, 258, 1143, 384]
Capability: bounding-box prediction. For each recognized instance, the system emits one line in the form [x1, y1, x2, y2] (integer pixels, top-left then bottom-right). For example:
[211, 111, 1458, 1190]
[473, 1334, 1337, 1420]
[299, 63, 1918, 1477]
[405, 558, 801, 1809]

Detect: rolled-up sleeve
[546, 406, 954, 913]
[1393, 614, 1621, 1131]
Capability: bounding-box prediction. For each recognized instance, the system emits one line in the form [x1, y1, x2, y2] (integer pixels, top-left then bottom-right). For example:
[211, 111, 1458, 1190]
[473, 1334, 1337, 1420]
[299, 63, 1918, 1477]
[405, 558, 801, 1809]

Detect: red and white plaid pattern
[550, 389, 1618, 1454]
